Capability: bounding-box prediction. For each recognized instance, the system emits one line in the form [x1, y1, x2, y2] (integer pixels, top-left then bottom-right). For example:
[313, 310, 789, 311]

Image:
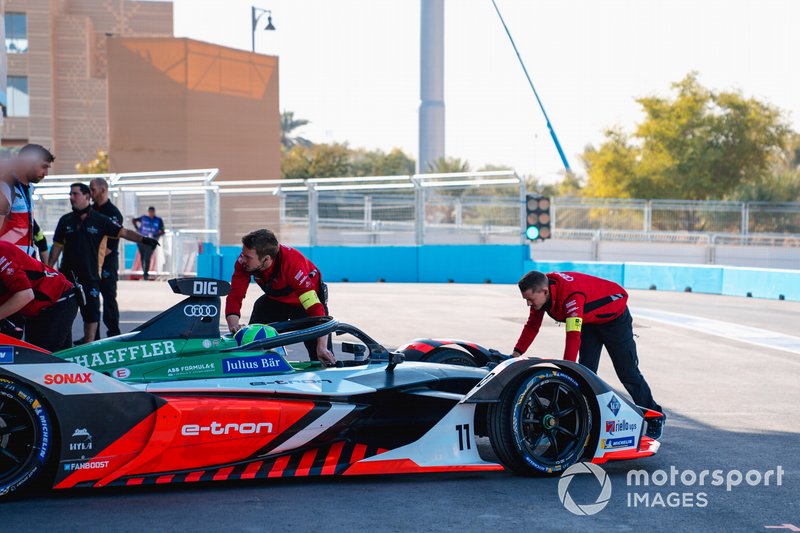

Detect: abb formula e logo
[44, 373, 93, 385]
[181, 421, 274, 437]
[183, 304, 218, 317]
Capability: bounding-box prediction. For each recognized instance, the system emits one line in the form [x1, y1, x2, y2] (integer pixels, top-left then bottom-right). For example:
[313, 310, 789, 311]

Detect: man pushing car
[512, 270, 665, 439]
[225, 229, 335, 366]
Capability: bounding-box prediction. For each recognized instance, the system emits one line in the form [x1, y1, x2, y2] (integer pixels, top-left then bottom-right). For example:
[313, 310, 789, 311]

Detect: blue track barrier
[196, 245, 800, 301]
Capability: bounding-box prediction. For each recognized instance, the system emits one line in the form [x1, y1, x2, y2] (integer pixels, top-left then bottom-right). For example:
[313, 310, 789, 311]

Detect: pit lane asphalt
[4, 282, 799, 532]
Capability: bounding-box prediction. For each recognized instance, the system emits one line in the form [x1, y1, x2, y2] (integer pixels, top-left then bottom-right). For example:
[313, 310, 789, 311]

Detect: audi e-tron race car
[0, 278, 662, 497]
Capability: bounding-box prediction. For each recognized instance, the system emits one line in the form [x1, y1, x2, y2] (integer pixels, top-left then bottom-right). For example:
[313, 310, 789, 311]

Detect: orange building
[2, 0, 280, 186]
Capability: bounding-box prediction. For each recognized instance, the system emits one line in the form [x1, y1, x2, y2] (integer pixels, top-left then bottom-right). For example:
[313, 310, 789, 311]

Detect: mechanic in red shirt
[0, 240, 78, 352]
[225, 229, 335, 365]
[512, 270, 664, 439]
[0, 144, 55, 256]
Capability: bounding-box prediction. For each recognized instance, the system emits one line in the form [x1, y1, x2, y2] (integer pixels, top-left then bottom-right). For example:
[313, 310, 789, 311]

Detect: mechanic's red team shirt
[0, 180, 36, 256]
[226, 244, 325, 318]
[514, 272, 628, 362]
[0, 241, 72, 318]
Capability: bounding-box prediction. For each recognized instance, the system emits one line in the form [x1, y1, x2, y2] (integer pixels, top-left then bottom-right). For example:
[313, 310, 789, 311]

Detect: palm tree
[281, 111, 313, 150]
[426, 156, 471, 174]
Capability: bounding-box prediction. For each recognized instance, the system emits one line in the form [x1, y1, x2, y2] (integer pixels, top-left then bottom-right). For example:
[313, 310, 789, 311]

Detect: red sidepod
[57, 397, 316, 488]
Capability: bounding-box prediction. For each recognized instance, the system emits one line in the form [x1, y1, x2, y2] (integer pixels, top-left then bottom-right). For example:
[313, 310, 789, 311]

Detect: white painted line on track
[631, 307, 800, 356]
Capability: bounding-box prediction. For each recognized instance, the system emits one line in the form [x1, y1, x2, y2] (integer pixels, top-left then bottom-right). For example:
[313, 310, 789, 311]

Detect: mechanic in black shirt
[48, 183, 158, 344]
[89, 177, 123, 338]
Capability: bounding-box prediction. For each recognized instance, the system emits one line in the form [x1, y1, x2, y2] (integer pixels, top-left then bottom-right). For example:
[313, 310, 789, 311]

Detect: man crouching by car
[225, 229, 335, 366]
[0, 239, 78, 352]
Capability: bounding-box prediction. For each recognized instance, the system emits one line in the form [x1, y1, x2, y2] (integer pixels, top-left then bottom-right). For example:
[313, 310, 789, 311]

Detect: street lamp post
[251, 6, 276, 53]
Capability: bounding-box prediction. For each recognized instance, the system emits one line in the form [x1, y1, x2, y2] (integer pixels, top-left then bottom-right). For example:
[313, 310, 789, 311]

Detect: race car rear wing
[132, 278, 230, 341]
[168, 278, 230, 297]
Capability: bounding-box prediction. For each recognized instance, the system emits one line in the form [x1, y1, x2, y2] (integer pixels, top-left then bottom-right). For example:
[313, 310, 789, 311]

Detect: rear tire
[0, 379, 53, 496]
[487, 369, 591, 476]
[423, 348, 479, 367]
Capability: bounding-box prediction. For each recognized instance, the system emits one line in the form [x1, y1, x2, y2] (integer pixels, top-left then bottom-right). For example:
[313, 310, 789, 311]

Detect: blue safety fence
[197, 244, 800, 301]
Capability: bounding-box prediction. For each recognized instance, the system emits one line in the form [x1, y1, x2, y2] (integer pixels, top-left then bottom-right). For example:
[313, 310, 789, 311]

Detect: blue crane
[490, 0, 572, 173]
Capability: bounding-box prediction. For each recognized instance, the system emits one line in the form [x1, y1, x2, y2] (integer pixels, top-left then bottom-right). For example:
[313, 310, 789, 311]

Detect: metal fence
[217, 171, 526, 246]
[552, 197, 800, 234]
[33, 168, 800, 275]
[536, 229, 800, 269]
[33, 169, 219, 278]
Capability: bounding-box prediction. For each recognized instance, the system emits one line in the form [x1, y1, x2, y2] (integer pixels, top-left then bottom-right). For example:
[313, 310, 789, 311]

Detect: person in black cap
[49, 183, 159, 344]
[132, 206, 165, 280]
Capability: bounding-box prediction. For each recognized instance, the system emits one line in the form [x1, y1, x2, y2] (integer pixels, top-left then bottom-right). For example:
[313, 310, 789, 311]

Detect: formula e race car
[0, 278, 662, 497]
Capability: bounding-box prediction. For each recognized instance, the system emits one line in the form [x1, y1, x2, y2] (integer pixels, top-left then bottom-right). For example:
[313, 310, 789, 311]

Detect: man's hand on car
[226, 315, 243, 333]
[317, 336, 336, 366]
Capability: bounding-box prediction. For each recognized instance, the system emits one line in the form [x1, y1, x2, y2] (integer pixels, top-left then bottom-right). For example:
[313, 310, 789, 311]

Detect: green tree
[76, 148, 109, 174]
[426, 157, 471, 174]
[726, 133, 800, 202]
[351, 147, 415, 176]
[280, 110, 313, 151]
[281, 143, 417, 180]
[281, 143, 351, 180]
[583, 73, 793, 200]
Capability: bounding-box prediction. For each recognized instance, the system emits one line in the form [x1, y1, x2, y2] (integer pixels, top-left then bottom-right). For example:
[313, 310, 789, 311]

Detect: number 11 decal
[455, 424, 471, 451]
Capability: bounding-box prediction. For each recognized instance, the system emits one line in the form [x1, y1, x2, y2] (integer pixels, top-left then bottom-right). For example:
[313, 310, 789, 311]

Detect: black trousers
[578, 307, 661, 412]
[26, 295, 79, 352]
[97, 268, 120, 339]
[250, 284, 330, 361]
[78, 281, 101, 324]
[138, 242, 156, 280]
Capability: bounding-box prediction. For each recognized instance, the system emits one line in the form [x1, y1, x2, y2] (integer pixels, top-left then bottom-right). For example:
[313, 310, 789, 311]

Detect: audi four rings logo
[183, 304, 218, 317]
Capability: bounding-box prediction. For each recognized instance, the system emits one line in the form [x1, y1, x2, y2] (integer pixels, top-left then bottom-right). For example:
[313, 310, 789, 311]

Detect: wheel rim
[516, 378, 585, 467]
[0, 394, 38, 483]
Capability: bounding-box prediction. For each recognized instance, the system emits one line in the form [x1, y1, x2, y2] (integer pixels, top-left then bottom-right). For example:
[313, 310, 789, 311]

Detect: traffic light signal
[526, 194, 551, 241]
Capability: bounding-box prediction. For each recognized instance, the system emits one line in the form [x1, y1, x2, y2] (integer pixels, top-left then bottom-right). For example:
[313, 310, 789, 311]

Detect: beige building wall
[2, 0, 172, 173]
[107, 38, 281, 244]
[3, 2, 281, 244]
[106, 38, 280, 180]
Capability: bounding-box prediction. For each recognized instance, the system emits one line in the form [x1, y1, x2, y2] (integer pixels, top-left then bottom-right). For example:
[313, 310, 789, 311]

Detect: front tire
[0, 379, 53, 496]
[488, 369, 591, 476]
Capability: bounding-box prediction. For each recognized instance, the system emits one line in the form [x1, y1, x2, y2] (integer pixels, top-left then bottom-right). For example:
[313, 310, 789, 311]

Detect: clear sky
[172, 0, 800, 181]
